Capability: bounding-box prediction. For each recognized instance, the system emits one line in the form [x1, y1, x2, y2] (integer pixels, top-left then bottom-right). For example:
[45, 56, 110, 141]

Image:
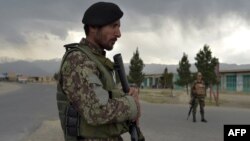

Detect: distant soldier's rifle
[187, 96, 195, 120]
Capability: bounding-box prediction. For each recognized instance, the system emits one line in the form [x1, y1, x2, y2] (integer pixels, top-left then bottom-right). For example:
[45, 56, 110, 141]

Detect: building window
[226, 75, 236, 91]
[149, 77, 153, 87]
[243, 75, 250, 93]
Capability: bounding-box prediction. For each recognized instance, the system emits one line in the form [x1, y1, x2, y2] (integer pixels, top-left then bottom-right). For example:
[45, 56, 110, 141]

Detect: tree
[195, 44, 218, 87]
[161, 67, 168, 88]
[176, 53, 192, 95]
[128, 48, 145, 87]
[54, 72, 59, 81]
[160, 67, 173, 89]
[195, 44, 219, 104]
[166, 73, 174, 89]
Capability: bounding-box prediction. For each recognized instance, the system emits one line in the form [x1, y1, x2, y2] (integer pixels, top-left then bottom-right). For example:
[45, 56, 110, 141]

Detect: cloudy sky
[1, 0, 250, 64]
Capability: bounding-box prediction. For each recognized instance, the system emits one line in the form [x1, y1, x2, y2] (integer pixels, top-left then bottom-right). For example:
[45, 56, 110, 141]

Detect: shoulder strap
[60, 43, 115, 90]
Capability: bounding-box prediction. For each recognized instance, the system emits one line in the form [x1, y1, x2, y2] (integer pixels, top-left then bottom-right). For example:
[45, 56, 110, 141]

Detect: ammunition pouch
[66, 105, 79, 137]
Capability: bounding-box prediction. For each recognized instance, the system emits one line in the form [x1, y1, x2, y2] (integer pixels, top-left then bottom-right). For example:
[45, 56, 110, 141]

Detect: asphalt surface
[0, 83, 58, 141]
[140, 102, 250, 141]
[0, 83, 250, 141]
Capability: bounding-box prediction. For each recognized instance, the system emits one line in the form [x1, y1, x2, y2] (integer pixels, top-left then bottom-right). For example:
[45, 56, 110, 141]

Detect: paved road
[139, 103, 250, 141]
[0, 83, 58, 141]
[0, 83, 250, 141]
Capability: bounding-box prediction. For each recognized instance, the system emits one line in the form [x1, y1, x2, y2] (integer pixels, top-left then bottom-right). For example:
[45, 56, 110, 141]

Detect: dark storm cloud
[117, 0, 250, 31]
[124, 0, 250, 20]
[1, 0, 250, 46]
[0, 0, 97, 46]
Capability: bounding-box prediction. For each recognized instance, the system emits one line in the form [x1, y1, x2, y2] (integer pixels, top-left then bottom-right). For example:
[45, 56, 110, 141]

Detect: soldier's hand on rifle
[129, 87, 141, 125]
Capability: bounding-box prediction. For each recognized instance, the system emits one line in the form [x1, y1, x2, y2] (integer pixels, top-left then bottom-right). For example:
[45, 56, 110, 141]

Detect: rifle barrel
[113, 54, 139, 141]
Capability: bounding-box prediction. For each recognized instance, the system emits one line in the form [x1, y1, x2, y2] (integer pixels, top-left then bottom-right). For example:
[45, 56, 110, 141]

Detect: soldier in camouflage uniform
[56, 2, 141, 141]
[191, 72, 207, 123]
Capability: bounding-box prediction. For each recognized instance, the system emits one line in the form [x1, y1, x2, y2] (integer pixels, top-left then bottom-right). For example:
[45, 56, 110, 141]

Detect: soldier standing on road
[56, 2, 142, 141]
[190, 72, 207, 123]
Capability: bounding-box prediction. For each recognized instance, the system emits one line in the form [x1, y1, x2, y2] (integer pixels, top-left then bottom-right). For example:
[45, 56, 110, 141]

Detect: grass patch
[139, 89, 250, 109]
[139, 89, 182, 104]
[205, 98, 228, 107]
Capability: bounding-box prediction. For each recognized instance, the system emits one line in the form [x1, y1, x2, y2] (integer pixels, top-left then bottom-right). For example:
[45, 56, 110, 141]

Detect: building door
[243, 75, 250, 93]
[226, 75, 236, 91]
[143, 79, 147, 88]
[149, 77, 153, 88]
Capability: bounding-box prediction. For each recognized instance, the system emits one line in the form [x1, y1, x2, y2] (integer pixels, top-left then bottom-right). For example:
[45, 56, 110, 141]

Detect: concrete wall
[220, 72, 250, 93]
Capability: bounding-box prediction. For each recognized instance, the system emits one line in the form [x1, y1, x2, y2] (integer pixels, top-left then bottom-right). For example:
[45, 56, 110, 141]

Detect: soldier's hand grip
[130, 122, 139, 141]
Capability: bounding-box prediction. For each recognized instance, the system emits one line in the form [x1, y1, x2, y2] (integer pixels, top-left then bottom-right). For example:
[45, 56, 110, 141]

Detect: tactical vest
[193, 81, 206, 97]
[56, 43, 129, 141]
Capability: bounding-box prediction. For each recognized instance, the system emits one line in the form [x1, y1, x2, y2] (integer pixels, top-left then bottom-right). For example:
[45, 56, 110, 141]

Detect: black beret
[82, 2, 123, 26]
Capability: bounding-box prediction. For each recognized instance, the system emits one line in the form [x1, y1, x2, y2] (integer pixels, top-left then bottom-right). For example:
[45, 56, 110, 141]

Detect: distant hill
[0, 57, 250, 76]
[0, 56, 17, 63]
[0, 59, 61, 76]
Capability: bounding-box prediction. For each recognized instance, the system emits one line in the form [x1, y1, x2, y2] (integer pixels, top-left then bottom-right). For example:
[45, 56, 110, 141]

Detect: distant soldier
[190, 72, 207, 123]
[56, 2, 142, 141]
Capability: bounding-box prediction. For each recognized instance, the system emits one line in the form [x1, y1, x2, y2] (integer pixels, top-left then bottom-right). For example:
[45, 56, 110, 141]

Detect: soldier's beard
[96, 40, 113, 51]
[95, 34, 114, 51]
[104, 42, 114, 51]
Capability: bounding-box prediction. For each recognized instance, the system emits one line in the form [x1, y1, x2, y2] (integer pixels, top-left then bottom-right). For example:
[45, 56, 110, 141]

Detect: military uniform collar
[79, 38, 114, 71]
[79, 38, 106, 56]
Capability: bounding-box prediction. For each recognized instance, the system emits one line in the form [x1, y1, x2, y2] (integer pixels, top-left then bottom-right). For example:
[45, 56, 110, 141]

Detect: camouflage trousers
[78, 136, 123, 141]
[192, 97, 205, 115]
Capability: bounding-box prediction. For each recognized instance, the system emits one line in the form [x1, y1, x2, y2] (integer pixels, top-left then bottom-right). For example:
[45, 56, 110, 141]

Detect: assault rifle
[113, 54, 145, 141]
[187, 96, 195, 120]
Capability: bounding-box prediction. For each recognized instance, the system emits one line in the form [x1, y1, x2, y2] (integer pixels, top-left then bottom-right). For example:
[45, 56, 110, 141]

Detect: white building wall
[152, 77, 155, 87]
[237, 74, 243, 92]
[220, 75, 227, 91]
[147, 78, 150, 87]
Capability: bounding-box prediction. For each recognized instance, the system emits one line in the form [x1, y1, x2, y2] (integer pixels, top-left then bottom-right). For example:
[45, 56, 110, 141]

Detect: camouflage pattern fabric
[192, 80, 206, 98]
[60, 38, 138, 140]
[192, 97, 205, 114]
[78, 136, 123, 141]
[191, 80, 206, 117]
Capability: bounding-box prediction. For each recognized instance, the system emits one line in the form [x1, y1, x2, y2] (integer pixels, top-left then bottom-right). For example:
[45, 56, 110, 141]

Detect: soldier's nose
[115, 28, 121, 38]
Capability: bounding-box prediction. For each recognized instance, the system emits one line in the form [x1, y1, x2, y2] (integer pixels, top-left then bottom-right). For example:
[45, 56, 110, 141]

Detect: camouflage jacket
[191, 80, 206, 98]
[60, 38, 138, 140]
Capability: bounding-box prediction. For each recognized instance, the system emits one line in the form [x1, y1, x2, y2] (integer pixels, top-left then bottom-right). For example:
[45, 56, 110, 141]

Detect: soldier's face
[95, 20, 121, 50]
[197, 73, 202, 80]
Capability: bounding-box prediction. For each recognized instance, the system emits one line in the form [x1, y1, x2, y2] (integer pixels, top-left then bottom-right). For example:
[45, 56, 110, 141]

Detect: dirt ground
[178, 90, 250, 109]
[216, 92, 250, 108]
[140, 89, 250, 109]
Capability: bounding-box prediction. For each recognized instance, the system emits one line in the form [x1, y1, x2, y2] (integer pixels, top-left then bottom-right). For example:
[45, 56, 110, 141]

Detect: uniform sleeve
[61, 51, 138, 126]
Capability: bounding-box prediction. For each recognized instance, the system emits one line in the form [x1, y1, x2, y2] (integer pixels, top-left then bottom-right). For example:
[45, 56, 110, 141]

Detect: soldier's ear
[89, 25, 102, 34]
[88, 26, 96, 34]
